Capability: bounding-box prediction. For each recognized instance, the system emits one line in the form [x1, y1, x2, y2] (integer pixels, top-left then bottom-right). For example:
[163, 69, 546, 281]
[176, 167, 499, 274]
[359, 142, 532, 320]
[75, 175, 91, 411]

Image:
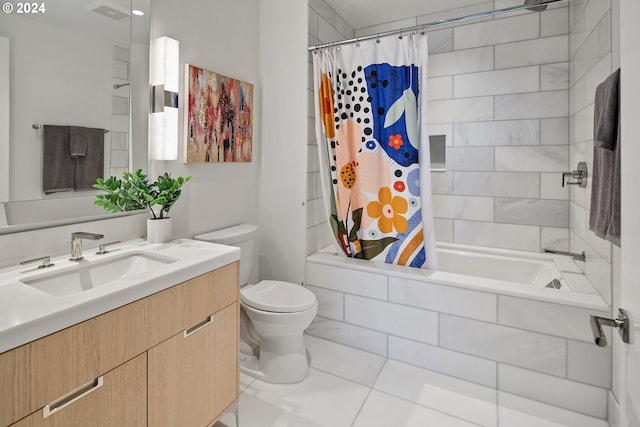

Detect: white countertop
[0, 238, 240, 354]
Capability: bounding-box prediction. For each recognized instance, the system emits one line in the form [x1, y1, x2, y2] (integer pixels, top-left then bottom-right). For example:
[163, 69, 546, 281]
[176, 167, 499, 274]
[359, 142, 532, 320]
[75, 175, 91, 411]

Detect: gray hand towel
[42, 125, 74, 194]
[589, 68, 621, 247]
[69, 126, 88, 158]
[74, 127, 105, 191]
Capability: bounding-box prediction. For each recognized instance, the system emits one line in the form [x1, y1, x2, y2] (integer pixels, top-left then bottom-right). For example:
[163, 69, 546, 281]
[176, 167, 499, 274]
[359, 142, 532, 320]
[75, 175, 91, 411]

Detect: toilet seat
[241, 280, 317, 313]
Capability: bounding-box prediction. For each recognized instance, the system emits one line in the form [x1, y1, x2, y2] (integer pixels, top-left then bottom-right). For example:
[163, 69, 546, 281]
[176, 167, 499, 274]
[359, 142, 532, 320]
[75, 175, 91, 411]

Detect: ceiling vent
[83, 1, 131, 21]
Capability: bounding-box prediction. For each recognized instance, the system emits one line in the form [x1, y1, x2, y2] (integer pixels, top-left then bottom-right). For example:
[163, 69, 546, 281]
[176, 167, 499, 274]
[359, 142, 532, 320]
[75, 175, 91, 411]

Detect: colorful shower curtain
[313, 35, 437, 269]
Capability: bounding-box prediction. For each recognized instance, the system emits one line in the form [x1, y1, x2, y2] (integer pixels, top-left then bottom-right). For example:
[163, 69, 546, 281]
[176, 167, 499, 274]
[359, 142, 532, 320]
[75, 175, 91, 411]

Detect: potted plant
[94, 169, 191, 243]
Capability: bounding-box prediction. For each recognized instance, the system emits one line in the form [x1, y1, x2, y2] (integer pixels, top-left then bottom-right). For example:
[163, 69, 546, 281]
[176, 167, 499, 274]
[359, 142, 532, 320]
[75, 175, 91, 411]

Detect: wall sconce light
[150, 36, 179, 160]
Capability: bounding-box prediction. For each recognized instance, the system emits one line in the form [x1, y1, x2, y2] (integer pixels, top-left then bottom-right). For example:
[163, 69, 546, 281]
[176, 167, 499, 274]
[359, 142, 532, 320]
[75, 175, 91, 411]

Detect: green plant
[94, 169, 191, 219]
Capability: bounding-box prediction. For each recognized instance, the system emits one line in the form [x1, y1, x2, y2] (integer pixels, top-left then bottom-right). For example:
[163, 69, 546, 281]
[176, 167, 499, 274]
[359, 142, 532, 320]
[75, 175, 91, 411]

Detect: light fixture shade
[150, 36, 179, 160]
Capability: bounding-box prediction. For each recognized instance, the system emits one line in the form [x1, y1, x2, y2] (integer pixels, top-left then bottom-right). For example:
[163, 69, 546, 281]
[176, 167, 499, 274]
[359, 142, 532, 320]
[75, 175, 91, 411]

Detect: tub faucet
[70, 232, 104, 261]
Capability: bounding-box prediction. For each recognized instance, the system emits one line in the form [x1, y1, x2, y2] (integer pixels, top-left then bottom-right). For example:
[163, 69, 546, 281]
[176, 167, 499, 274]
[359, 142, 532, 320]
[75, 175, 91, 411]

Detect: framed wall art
[184, 64, 253, 163]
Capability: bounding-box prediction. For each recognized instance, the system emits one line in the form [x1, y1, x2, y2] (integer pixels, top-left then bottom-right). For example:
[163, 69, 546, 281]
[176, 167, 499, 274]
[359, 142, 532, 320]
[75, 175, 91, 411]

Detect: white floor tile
[238, 368, 369, 427]
[304, 334, 386, 387]
[353, 390, 481, 427]
[498, 392, 610, 427]
[240, 372, 255, 392]
[235, 336, 610, 427]
[373, 360, 498, 427]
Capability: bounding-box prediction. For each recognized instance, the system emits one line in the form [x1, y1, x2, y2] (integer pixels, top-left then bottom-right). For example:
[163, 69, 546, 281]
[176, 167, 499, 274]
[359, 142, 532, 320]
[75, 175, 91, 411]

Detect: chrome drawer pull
[183, 315, 214, 338]
[43, 376, 104, 419]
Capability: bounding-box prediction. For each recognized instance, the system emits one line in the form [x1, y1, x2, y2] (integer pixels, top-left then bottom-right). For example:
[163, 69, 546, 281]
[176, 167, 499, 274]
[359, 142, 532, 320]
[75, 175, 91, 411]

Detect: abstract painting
[184, 64, 253, 163]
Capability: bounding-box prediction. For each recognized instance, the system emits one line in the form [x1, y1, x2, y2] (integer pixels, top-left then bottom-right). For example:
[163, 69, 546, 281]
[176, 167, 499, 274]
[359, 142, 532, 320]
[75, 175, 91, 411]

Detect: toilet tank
[194, 224, 258, 285]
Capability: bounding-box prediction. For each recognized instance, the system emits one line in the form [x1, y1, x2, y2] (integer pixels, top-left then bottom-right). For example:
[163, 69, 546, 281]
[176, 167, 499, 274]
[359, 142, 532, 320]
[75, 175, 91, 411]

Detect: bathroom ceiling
[323, 0, 491, 29]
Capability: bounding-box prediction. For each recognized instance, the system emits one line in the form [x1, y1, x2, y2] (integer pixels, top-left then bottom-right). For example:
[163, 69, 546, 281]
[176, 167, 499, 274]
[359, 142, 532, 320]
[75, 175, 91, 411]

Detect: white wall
[149, 0, 261, 255]
[0, 36, 8, 203]
[258, 0, 309, 285]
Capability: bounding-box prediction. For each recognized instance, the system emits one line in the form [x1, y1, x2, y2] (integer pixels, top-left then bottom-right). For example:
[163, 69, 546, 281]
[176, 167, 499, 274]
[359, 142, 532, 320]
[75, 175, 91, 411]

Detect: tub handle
[590, 309, 629, 347]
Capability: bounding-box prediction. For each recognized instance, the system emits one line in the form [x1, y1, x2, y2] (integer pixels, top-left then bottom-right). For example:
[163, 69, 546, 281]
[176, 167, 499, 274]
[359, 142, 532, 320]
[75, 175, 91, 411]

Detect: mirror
[0, 0, 150, 234]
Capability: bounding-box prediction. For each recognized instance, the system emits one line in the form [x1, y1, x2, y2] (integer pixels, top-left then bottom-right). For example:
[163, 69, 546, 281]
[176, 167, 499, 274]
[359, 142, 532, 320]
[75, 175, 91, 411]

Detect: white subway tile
[454, 14, 539, 50]
[426, 28, 453, 54]
[434, 218, 454, 243]
[584, 0, 611, 33]
[374, 360, 498, 427]
[495, 90, 569, 120]
[453, 172, 540, 198]
[541, 6, 569, 37]
[445, 147, 494, 171]
[498, 295, 610, 342]
[495, 198, 569, 227]
[495, 146, 569, 172]
[428, 47, 494, 78]
[318, 16, 343, 43]
[306, 316, 388, 356]
[428, 97, 494, 124]
[306, 262, 388, 300]
[418, 1, 494, 27]
[541, 117, 569, 145]
[389, 276, 497, 322]
[430, 170, 453, 194]
[454, 220, 542, 253]
[454, 67, 539, 98]
[306, 285, 343, 321]
[110, 150, 128, 168]
[429, 123, 453, 147]
[333, 13, 354, 38]
[441, 315, 566, 376]
[428, 76, 453, 101]
[454, 120, 540, 147]
[345, 295, 439, 345]
[541, 173, 569, 200]
[496, 36, 569, 69]
[306, 226, 318, 256]
[541, 227, 570, 252]
[309, 0, 334, 26]
[304, 335, 385, 387]
[432, 194, 495, 222]
[498, 364, 608, 418]
[355, 17, 416, 38]
[308, 9, 319, 38]
[541, 62, 570, 90]
[388, 336, 498, 388]
[567, 339, 612, 388]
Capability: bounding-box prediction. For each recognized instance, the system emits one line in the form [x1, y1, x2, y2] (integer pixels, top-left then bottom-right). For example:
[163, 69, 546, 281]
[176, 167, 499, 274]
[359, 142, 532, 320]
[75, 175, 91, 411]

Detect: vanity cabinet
[0, 262, 239, 427]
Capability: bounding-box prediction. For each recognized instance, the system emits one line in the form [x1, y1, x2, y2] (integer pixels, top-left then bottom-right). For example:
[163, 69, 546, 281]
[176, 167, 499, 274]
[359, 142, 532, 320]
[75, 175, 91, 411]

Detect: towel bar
[32, 124, 109, 134]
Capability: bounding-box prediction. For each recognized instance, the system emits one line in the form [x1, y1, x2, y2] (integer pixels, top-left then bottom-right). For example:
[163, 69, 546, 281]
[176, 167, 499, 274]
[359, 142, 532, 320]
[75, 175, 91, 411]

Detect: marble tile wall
[568, 0, 615, 309]
[304, 257, 611, 418]
[308, 0, 572, 255]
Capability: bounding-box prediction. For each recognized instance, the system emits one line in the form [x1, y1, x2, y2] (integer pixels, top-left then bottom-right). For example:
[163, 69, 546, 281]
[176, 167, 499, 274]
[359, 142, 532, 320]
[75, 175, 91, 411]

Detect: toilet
[194, 224, 318, 384]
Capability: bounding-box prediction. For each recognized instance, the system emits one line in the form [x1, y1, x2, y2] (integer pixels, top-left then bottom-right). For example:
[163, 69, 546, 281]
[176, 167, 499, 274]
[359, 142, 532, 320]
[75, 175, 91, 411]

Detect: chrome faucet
[70, 232, 104, 261]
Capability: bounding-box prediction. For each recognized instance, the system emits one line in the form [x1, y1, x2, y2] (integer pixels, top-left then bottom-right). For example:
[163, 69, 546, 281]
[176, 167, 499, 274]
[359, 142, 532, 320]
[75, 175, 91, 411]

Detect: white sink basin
[20, 252, 177, 297]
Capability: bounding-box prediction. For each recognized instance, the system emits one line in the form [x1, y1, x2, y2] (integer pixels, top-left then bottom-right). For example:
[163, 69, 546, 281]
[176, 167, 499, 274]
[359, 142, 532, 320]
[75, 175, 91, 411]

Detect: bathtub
[304, 242, 611, 418]
[309, 242, 607, 310]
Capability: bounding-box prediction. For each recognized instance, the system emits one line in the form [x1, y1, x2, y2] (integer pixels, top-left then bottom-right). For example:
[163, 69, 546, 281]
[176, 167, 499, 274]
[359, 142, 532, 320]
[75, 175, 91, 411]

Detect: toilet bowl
[194, 224, 318, 384]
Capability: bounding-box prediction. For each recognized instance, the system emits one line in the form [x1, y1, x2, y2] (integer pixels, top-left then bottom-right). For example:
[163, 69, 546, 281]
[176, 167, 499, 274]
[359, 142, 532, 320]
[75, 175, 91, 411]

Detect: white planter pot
[147, 218, 173, 243]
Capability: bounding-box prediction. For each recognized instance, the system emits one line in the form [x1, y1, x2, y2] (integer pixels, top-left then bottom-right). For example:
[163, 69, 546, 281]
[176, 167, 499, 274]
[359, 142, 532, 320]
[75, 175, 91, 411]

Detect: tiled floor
[217, 335, 610, 427]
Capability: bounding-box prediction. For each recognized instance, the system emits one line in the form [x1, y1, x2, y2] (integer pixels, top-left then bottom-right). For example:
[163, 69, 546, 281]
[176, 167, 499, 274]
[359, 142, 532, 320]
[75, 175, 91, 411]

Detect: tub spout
[543, 248, 585, 262]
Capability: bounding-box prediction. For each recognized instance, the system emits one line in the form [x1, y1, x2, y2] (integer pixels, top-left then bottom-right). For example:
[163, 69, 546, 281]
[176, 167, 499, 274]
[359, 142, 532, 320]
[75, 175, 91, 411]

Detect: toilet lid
[241, 280, 317, 313]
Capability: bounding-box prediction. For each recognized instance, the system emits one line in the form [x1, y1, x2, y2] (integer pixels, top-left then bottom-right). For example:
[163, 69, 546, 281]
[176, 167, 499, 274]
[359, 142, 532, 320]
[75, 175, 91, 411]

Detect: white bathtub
[310, 242, 607, 310]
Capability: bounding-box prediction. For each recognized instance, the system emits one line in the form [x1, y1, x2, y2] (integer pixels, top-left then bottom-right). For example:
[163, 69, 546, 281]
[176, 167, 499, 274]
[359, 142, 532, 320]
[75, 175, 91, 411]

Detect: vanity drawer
[9, 353, 147, 427]
[0, 262, 238, 427]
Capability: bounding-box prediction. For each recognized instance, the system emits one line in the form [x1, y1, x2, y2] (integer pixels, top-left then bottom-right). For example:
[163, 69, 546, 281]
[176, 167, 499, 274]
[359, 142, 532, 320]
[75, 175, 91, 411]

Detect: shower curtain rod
[308, 0, 567, 51]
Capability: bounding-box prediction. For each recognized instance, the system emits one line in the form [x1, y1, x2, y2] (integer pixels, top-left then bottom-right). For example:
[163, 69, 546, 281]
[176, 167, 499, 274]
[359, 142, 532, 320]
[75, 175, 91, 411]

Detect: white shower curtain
[312, 34, 437, 269]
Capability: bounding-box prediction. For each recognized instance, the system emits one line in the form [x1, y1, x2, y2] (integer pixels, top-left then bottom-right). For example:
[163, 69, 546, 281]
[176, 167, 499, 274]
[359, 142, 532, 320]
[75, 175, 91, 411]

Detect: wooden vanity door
[148, 302, 238, 427]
